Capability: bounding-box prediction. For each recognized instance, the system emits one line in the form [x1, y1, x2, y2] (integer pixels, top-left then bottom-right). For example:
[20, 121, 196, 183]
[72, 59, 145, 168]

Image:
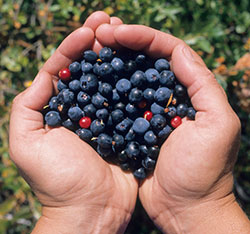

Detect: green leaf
[196, 39, 212, 53]
[0, 197, 16, 216]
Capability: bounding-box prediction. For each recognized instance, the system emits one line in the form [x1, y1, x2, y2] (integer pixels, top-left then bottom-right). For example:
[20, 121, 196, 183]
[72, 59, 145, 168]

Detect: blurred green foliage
[0, 0, 249, 233]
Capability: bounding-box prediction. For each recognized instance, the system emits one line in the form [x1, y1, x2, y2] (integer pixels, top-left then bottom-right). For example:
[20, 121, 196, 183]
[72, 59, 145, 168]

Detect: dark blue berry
[160, 70, 175, 88]
[126, 141, 140, 159]
[115, 118, 133, 135]
[158, 125, 172, 141]
[112, 89, 121, 103]
[176, 103, 188, 118]
[128, 88, 143, 103]
[83, 50, 98, 63]
[57, 79, 68, 91]
[83, 103, 96, 117]
[117, 150, 128, 162]
[99, 47, 113, 62]
[154, 87, 173, 105]
[130, 71, 146, 88]
[154, 58, 170, 72]
[111, 57, 124, 71]
[81, 61, 93, 73]
[143, 88, 155, 102]
[97, 145, 112, 157]
[62, 118, 76, 131]
[113, 134, 125, 149]
[68, 106, 84, 121]
[77, 91, 91, 106]
[69, 79, 81, 93]
[90, 119, 105, 136]
[96, 108, 109, 122]
[175, 84, 186, 97]
[69, 61, 81, 74]
[150, 114, 167, 131]
[166, 106, 177, 118]
[45, 111, 61, 126]
[151, 102, 165, 115]
[145, 68, 160, 85]
[133, 167, 146, 179]
[142, 156, 156, 170]
[147, 146, 159, 160]
[187, 107, 196, 120]
[76, 128, 93, 142]
[116, 78, 131, 95]
[49, 96, 58, 110]
[144, 130, 157, 145]
[125, 128, 136, 141]
[98, 82, 113, 98]
[91, 92, 108, 109]
[80, 73, 98, 93]
[57, 89, 75, 105]
[132, 117, 150, 135]
[97, 133, 112, 148]
[111, 109, 124, 124]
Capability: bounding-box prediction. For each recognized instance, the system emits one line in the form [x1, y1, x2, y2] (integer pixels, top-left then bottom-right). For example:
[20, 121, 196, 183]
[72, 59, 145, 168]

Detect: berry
[154, 87, 172, 105]
[176, 103, 188, 118]
[144, 130, 157, 145]
[143, 111, 153, 121]
[128, 88, 143, 103]
[126, 141, 140, 159]
[96, 108, 109, 122]
[132, 117, 150, 135]
[97, 133, 112, 148]
[154, 58, 170, 72]
[68, 106, 84, 121]
[99, 47, 113, 62]
[150, 114, 167, 131]
[143, 88, 155, 102]
[171, 116, 182, 128]
[133, 167, 146, 179]
[111, 57, 124, 71]
[43, 47, 197, 179]
[116, 78, 131, 95]
[187, 107, 196, 120]
[145, 68, 160, 85]
[130, 70, 146, 88]
[142, 156, 156, 170]
[76, 128, 93, 142]
[90, 119, 105, 136]
[59, 68, 71, 81]
[83, 50, 98, 63]
[45, 111, 61, 126]
[57, 79, 68, 91]
[79, 116, 92, 129]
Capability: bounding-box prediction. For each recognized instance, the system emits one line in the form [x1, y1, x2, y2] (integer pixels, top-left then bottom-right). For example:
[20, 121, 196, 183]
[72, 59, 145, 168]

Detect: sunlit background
[0, 0, 249, 233]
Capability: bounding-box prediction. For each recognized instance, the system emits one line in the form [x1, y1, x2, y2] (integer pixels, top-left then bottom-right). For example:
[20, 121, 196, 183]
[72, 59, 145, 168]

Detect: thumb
[172, 44, 229, 115]
[10, 71, 54, 134]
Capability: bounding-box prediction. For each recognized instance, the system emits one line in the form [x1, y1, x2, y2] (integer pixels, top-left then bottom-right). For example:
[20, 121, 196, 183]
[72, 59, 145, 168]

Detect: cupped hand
[96, 24, 242, 233]
[9, 12, 137, 233]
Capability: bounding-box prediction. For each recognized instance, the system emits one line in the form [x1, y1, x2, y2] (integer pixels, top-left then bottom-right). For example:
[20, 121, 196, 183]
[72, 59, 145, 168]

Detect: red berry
[58, 68, 71, 81]
[79, 117, 92, 129]
[144, 111, 153, 121]
[171, 116, 182, 128]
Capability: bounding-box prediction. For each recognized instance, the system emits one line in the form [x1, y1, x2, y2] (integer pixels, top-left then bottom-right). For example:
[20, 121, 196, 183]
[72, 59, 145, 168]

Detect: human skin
[95, 23, 250, 233]
[9, 10, 250, 234]
[9, 12, 138, 234]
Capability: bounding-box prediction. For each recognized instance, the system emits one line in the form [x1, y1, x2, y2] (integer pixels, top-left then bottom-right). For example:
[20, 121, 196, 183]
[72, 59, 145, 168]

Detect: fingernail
[182, 46, 195, 61]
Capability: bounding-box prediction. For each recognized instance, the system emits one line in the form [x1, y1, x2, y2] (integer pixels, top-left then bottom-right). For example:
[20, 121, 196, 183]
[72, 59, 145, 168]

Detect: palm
[23, 125, 137, 211]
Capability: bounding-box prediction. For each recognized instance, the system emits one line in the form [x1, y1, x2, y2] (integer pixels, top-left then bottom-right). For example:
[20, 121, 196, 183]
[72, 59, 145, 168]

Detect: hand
[9, 12, 137, 234]
[96, 24, 250, 233]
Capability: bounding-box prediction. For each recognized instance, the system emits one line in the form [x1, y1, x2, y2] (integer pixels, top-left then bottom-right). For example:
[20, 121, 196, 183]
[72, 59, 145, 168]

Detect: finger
[41, 27, 94, 76]
[110, 16, 123, 25]
[171, 44, 229, 115]
[96, 24, 124, 50]
[112, 25, 184, 59]
[10, 71, 53, 139]
[83, 11, 110, 31]
[92, 39, 105, 54]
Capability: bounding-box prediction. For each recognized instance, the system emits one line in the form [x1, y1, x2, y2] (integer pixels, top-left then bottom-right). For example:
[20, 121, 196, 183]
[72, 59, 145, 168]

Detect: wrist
[155, 193, 250, 234]
[32, 204, 131, 234]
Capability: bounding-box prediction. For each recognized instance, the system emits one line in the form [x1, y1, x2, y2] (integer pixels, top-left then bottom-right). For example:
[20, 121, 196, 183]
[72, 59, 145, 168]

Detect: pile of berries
[43, 47, 196, 179]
